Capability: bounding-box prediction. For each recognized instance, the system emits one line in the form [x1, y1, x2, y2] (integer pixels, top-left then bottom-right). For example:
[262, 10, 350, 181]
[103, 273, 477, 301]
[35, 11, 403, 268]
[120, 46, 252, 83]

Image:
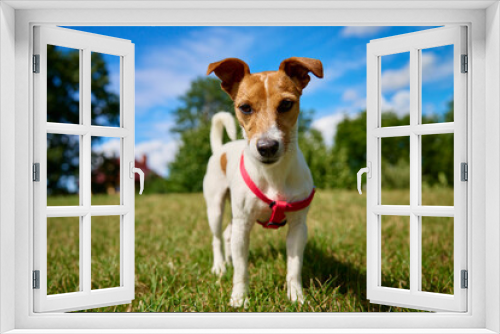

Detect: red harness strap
[239, 154, 315, 229]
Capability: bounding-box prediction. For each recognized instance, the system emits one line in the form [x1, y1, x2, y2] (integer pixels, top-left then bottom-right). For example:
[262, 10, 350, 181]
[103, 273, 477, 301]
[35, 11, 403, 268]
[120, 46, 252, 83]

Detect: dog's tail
[210, 112, 237, 153]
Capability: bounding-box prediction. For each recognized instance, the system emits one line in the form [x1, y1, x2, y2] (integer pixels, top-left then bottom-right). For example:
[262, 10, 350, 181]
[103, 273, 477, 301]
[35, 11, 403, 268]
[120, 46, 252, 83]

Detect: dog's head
[207, 57, 323, 165]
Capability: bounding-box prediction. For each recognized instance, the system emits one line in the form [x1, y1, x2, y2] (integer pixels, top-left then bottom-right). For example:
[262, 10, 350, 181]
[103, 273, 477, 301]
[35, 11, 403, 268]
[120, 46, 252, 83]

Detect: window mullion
[416, 48, 423, 293]
[82, 47, 92, 294]
[409, 47, 421, 294]
[78, 48, 85, 293]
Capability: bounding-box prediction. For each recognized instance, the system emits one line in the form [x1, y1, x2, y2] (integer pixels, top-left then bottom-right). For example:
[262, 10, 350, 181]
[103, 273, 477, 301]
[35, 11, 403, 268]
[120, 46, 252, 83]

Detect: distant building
[134, 154, 154, 181]
[91, 154, 155, 195]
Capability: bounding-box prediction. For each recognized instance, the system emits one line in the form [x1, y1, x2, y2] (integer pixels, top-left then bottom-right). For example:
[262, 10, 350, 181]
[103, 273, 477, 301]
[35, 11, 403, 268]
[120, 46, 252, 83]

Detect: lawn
[46, 189, 454, 312]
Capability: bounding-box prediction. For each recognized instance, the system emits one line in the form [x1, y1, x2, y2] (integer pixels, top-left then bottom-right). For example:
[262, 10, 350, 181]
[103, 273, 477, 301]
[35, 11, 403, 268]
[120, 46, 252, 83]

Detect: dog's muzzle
[256, 138, 279, 159]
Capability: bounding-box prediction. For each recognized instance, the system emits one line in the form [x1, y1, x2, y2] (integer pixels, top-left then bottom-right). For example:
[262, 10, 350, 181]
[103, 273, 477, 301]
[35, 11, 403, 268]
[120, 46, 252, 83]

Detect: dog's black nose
[257, 138, 279, 158]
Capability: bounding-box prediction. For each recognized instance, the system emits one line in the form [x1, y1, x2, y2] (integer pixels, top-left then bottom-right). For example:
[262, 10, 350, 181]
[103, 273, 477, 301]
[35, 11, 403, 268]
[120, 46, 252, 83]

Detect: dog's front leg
[229, 218, 252, 308]
[286, 214, 308, 304]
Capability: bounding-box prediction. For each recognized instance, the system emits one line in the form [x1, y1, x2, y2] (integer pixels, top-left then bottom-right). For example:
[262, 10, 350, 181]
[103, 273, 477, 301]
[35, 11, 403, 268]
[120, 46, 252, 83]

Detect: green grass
[46, 189, 454, 312]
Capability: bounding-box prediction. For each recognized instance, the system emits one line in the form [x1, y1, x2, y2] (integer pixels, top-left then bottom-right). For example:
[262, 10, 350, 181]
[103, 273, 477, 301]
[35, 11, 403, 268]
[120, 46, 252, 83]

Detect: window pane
[381, 136, 410, 205]
[421, 45, 454, 124]
[91, 216, 120, 290]
[381, 215, 410, 290]
[421, 134, 454, 206]
[381, 52, 410, 127]
[47, 134, 80, 206]
[421, 217, 454, 294]
[91, 52, 120, 127]
[91, 137, 121, 205]
[47, 45, 80, 124]
[47, 217, 80, 295]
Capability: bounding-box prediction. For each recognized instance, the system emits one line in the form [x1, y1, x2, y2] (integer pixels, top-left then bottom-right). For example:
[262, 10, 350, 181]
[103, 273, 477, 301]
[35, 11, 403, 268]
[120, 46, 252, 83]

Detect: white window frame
[0, 1, 499, 333]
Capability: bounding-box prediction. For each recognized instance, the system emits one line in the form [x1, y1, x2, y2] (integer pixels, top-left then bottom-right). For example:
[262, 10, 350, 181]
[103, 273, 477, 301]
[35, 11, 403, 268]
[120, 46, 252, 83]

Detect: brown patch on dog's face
[207, 57, 323, 164]
[234, 72, 301, 151]
[220, 153, 227, 175]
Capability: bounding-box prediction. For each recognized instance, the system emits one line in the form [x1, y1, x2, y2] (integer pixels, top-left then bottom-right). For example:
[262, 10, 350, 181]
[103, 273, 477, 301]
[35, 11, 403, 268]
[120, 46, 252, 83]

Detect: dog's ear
[279, 57, 323, 91]
[207, 58, 250, 99]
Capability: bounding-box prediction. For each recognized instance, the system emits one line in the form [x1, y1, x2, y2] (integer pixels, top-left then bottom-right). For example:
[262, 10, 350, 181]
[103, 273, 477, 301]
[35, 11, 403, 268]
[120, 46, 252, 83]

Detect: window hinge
[461, 162, 468, 181]
[33, 163, 40, 182]
[33, 54, 40, 73]
[461, 270, 468, 289]
[33, 270, 40, 289]
[461, 54, 468, 73]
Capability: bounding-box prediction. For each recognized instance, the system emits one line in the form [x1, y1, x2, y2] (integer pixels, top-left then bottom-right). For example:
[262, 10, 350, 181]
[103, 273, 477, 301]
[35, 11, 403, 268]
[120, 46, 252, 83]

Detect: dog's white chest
[246, 187, 294, 223]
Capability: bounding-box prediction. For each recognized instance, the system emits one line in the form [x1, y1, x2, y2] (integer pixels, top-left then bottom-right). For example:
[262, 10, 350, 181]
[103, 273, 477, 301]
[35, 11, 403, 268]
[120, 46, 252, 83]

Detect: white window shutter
[365, 26, 467, 312]
[33, 26, 135, 312]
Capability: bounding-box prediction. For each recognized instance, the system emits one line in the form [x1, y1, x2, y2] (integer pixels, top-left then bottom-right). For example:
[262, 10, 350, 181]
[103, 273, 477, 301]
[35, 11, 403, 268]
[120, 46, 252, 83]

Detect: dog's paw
[229, 296, 249, 308]
[211, 262, 226, 275]
[288, 288, 305, 304]
[290, 293, 305, 305]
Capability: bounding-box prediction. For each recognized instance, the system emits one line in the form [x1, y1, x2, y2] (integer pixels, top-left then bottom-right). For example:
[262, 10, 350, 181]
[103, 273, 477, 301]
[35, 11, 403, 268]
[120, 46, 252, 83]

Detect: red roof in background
[91, 154, 155, 185]
[134, 154, 153, 181]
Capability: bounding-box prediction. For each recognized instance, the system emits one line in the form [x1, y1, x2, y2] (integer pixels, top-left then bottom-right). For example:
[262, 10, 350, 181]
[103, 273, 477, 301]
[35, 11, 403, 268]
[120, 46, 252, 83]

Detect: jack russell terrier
[203, 57, 323, 307]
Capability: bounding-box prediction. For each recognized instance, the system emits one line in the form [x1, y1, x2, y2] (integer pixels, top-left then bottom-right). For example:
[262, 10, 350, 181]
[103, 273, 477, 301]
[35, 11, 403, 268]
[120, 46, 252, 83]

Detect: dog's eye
[238, 104, 253, 115]
[278, 100, 294, 113]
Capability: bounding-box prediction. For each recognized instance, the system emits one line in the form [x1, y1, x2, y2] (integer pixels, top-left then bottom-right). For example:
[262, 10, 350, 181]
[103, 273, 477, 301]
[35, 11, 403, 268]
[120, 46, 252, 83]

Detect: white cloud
[381, 51, 454, 93]
[381, 90, 410, 116]
[306, 57, 366, 94]
[311, 113, 345, 147]
[91, 137, 179, 177]
[135, 140, 180, 177]
[309, 85, 367, 146]
[151, 120, 177, 139]
[421, 52, 454, 82]
[92, 138, 121, 158]
[342, 88, 359, 102]
[340, 87, 367, 111]
[135, 27, 255, 110]
[341, 26, 388, 38]
[381, 64, 410, 92]
[135, 119, 179, 176]
[422, 102, 436, 117]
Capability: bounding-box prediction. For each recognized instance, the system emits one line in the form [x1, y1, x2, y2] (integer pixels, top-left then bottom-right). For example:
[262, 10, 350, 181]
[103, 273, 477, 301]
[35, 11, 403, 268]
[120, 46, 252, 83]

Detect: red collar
[239, 153, 315, 229]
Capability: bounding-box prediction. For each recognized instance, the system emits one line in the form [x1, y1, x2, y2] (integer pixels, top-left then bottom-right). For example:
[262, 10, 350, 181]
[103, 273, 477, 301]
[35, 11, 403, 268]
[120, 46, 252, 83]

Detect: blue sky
[71, 26, 453, 176]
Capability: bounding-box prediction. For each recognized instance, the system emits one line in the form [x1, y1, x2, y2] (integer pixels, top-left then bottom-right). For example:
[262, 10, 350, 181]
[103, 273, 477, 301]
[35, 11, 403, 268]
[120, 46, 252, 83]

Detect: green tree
[333, 111, 368, 178]
[47, 45, 119, 194]
[329, 104, 454, 190]
[166, 77, 234, 192]
[167, 124, 213, 192]
[421, 101, 454, 188]
[299, 128, 330, 189]
[332, 111, 412, 190]
[171, 77, 235, 133]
